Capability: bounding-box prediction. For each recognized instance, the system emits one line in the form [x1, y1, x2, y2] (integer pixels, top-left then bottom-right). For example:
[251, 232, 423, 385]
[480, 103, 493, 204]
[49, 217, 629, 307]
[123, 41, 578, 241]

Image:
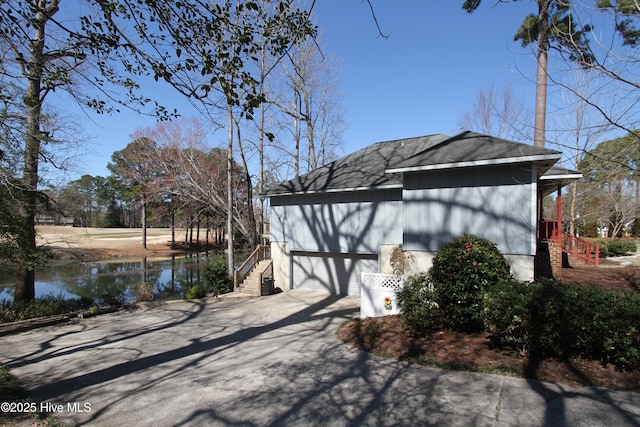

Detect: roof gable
[267, 131, 562, 196]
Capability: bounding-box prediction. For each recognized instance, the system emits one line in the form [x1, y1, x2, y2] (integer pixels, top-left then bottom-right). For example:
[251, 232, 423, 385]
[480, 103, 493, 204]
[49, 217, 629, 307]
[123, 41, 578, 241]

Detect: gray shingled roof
[267, 131, 563, 196]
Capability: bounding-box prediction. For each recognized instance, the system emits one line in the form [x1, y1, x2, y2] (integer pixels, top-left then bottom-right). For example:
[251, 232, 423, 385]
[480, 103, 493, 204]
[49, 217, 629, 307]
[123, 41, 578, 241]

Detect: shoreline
[35, 226, 217, 262]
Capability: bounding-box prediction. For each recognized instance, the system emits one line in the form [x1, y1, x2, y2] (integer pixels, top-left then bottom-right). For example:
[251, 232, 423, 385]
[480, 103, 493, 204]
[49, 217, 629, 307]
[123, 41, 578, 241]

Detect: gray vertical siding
[271, 164, 537, 264]
[402, 165, 536, 255]
[270, 189, 403, 253]
[290, 251, 379, 296]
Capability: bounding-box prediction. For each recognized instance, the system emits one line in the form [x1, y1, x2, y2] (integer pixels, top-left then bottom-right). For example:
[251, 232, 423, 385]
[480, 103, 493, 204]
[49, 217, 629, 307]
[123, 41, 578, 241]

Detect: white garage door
[291, 252, 379, 296]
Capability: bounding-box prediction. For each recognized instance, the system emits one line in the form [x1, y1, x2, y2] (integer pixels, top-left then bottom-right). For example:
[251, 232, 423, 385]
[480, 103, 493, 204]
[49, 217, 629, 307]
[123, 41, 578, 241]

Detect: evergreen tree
[462, 1, 592, 147]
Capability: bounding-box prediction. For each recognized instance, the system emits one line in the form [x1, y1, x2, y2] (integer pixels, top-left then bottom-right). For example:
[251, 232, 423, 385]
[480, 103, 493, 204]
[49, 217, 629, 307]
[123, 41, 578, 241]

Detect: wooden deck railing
[540, 220, 561, 242]
[541, 221, 600, 266]
[234, 245, 271, 290]
[560, 234, 600, 266]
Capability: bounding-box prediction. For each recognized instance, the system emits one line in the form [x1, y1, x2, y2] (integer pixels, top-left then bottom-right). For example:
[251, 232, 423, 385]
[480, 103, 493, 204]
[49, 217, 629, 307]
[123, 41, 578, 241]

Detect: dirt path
[555, 263, 640, 292]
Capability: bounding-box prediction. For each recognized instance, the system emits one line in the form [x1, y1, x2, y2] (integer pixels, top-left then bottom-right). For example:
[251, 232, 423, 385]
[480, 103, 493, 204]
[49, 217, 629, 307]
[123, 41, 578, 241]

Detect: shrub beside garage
[397, 234, 640, 372]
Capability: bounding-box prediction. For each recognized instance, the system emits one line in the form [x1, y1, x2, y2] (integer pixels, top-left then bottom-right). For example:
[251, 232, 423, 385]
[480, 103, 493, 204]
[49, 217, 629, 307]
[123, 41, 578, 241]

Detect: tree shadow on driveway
[2, 292, 639, 426]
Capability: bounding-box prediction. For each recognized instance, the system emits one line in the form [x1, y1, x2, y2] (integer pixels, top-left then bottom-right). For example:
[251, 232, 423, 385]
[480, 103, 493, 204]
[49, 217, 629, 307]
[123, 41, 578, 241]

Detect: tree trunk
[236, 123, 257, 249]
[304, 87, 317, 170]
[259, 90, 265, 245]
[205, 217, 210, 248]
[15, 112, 39, 301]
[15, 5, 48, 302]
[171, 207, 176, 249]
[227, 103, 234, 276]
[141, 196, 147, 249]
[534, 0, 550, 148]
[294, 92, 300, 177]
[185, 219, 189, 248]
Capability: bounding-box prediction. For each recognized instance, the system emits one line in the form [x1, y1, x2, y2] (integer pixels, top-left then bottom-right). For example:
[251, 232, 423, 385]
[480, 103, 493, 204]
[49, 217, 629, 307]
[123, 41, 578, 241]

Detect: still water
[0, 253, 216, 304]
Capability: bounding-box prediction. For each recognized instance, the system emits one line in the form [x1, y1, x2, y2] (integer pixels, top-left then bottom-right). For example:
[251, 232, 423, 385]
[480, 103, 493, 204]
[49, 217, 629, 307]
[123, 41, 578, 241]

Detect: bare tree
[114, 1, 316, 274]
[275, 36, 345, 176]
[130, 118, 256, 248]
[547, 69, 610, 236]
[0, 0, 315, 299]
[549, 2, 640, 141]
[462, 1, 593, 147]
[458, 83, 530, 142]
[0, 0, 180, 300]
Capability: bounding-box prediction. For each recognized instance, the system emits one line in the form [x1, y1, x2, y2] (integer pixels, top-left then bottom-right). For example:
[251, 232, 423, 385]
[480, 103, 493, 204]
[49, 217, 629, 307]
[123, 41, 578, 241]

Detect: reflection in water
[0, 252, 215, 303]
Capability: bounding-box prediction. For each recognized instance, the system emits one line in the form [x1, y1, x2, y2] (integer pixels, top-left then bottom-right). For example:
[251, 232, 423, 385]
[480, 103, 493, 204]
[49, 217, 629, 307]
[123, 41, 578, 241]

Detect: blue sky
[62, 1, 540, 182]
[313, 1, 537, 143]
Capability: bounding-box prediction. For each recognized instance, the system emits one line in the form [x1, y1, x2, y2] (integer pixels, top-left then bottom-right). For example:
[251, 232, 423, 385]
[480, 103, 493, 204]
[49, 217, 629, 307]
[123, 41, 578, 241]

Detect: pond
[0, 252, 222, 304]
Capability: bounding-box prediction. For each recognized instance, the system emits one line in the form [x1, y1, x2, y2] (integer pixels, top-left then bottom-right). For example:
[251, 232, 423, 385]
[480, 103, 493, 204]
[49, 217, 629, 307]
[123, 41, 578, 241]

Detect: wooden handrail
[540, 221, 599, 266]
[561, 234, 600, 266]
[234, 245, 271, 290]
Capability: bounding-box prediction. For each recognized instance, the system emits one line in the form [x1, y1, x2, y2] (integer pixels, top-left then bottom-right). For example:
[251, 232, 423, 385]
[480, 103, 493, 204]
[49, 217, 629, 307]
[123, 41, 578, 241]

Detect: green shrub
[1, 294, 88, 323]
[525, 279, 576, 359]
[483, 280, 534, 355]
[608, 240, 637, 256]
[483, 279, 640, 371]
[595, 239, 637, 257]
[202, 255, 232, 296]
[533, 281, 640, 370]
[429, 234, 512, 332]
[598, 291, 640, 371]
[594, 238, 609, 257]
[396, 273, 441, 335]
[185, 285, 206, 299]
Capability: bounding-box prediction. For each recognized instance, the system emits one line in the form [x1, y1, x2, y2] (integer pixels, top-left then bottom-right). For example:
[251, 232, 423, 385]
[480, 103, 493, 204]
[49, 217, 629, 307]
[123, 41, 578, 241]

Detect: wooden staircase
[234, 245, 272, 296]
[237, 259, 273, 296]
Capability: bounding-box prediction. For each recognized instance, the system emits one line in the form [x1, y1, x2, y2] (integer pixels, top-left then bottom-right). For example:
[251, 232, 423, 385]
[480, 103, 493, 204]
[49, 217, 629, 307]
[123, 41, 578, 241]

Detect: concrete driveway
[0, 291, 638, 426]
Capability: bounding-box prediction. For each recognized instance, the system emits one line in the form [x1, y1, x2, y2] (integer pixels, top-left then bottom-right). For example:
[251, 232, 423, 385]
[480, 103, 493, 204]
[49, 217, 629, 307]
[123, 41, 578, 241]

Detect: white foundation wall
[380, 245, 534, 282]
[404, 251, 436, 277]
[379, 244, 401, 275]
[271, 241, 290, 292]
[504, 254, 534, 282]
[379, 244, 432, 277]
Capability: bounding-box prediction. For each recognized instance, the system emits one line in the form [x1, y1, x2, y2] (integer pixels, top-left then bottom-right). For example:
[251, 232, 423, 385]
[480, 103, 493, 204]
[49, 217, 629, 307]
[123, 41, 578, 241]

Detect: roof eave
[384, 154, 562, 174]
[267, 183, 403, 197]
[539, 173, 583, 181]
[539, 172, 583, 197]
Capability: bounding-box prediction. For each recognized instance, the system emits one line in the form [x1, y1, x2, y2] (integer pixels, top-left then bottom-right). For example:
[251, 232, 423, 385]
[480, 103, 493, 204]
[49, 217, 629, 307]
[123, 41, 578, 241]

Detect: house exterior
[267, 131, 576, 296]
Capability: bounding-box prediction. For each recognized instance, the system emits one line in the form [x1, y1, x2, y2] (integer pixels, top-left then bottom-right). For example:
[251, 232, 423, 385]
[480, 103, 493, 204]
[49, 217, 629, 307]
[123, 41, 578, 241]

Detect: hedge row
[484, 279, 640, 372]
[593, 239, 637, 257]
[1, 294, 89, 323]
[396, 233, 640, 372]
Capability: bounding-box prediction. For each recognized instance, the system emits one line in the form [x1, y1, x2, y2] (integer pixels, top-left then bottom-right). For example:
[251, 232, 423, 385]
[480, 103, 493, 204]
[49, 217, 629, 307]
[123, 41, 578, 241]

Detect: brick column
[547, 240, 563, 276]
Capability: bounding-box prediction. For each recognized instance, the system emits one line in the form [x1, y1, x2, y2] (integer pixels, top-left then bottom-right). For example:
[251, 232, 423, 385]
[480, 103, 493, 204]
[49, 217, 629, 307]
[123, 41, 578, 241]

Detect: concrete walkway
[0, 291, 638, 426]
